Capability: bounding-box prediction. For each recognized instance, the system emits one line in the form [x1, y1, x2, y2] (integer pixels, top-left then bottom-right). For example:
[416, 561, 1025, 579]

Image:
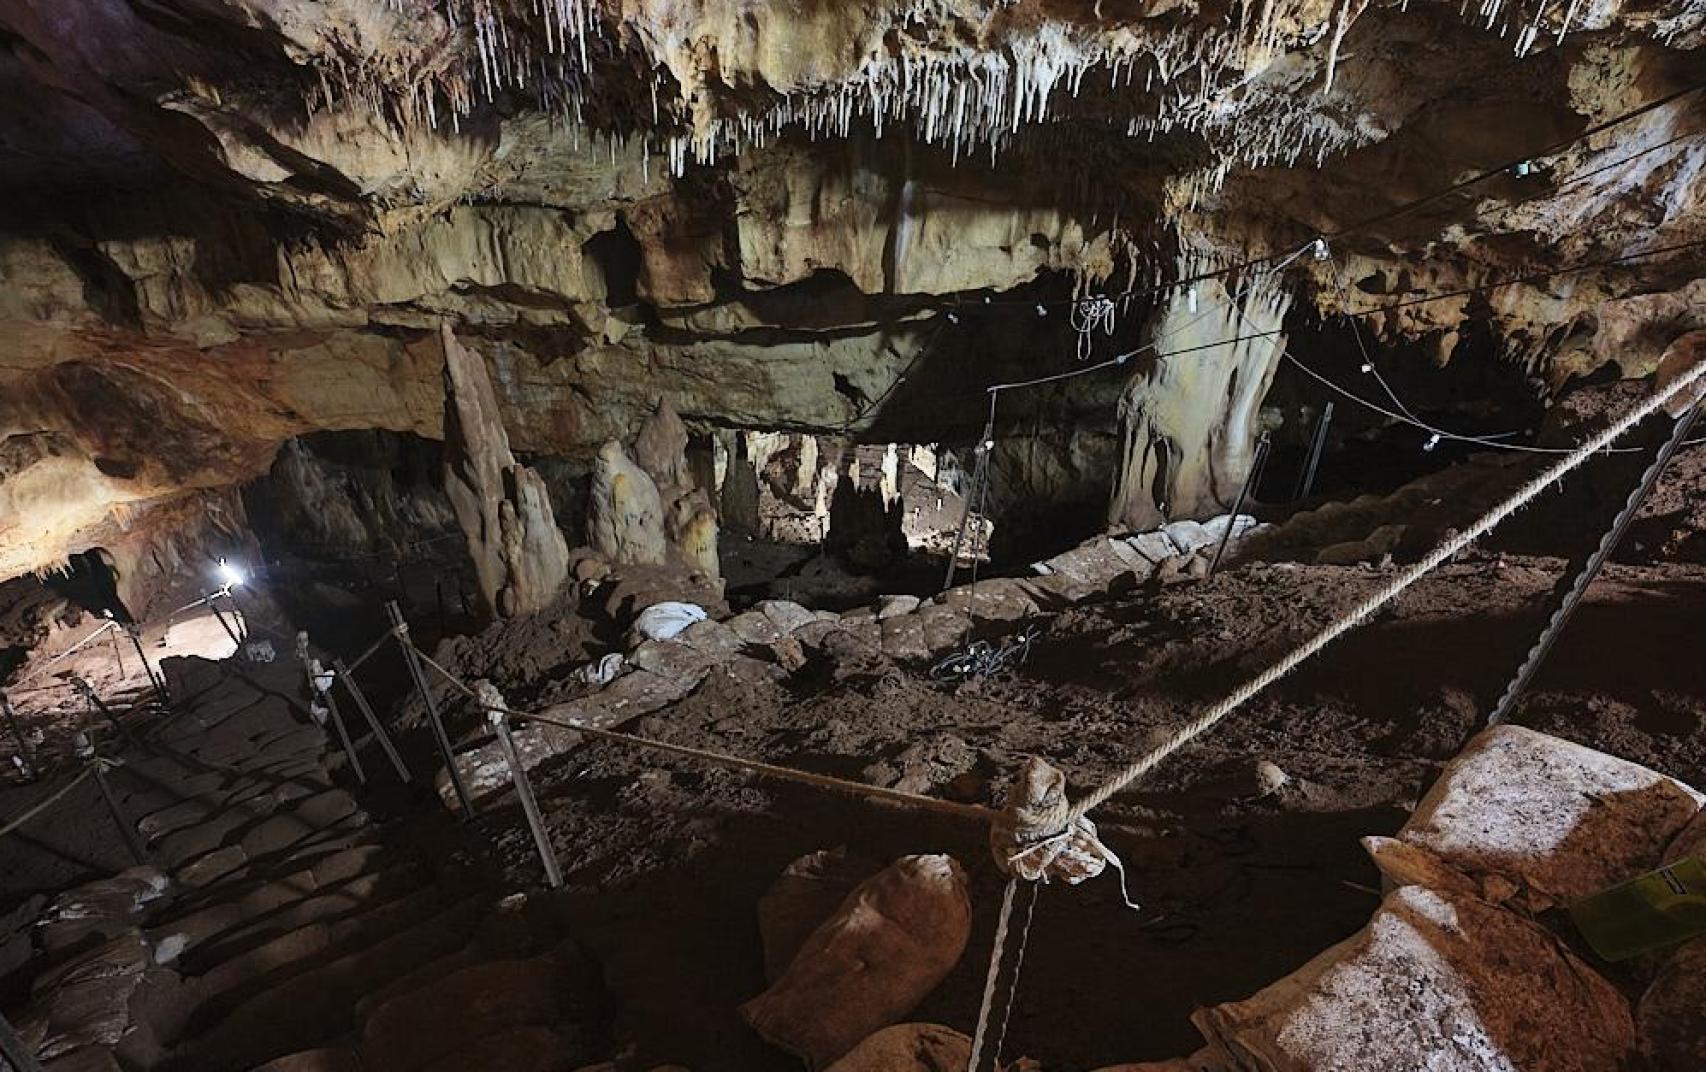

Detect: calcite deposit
[0, 0, 1698, 585]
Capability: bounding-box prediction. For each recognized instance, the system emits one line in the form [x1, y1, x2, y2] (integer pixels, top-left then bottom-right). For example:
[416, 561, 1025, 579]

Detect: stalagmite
[587, 440, 669, 567]
[1108, 265, 1291, 532]
[439, 323, 570, 619]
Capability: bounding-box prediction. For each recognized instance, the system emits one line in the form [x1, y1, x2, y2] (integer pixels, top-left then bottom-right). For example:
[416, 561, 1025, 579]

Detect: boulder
[1397, 726, 1705, 904]
[1195, 885, 1634, 1072]
[741, 855, 972, 1069]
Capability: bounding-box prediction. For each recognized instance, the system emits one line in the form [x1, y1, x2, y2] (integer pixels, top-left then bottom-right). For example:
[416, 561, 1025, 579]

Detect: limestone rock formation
[0, 0, 1699, 584]
[1109, 271, 1291, 532]
[440, 324, 570, 619]
[587, 441, 669, 568]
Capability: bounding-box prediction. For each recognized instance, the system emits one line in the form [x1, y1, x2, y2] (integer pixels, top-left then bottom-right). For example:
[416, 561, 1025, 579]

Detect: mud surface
[452, 551, 1706, 1070]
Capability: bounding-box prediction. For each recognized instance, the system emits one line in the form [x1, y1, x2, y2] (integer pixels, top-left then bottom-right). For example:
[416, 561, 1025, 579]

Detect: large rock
[1195, 885, 1634, 1072]
[741, 854, 972, 1069]
[440, 323, 570, 619]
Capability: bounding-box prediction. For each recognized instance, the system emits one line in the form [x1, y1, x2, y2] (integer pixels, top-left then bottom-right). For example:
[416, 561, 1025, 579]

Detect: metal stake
[0, 1008, 45, 1072]
[1, 693, 35, 779]
[386, 602, 474, 818]
[1489, 402, 1702, 725]
[1295, 400, 1335, 502]
[70, 677, 134, 746]
[322, 688, 366, 785]
[489, 710, 563, 888]
[124, 623, 169, 706]
[204, 591, 245, 654]
[89, 755, 147, 865]
[334, 657, 412, 785]
[1209, 432, 1271, 576]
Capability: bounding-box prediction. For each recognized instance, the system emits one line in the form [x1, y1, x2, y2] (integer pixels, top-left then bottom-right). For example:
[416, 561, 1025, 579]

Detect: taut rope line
[408, 646, 999, 824]
[1057, 361, 1706, 829]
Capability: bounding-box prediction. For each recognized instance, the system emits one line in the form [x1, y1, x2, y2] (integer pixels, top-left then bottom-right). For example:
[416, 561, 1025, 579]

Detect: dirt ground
[443, 549, 1706, 1071]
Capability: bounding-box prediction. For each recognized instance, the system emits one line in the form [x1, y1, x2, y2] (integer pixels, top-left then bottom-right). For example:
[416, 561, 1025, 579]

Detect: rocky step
[160, 895, 489, 1071]
[149, 844, 394, 960]
[168, 861, 423, 978]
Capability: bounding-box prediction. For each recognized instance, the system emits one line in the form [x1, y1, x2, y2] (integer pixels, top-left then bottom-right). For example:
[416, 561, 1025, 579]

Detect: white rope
[0, 760, 119, 841]
[965, 878, 1022, 1072]
[1060, 360, 1706, 827]
[1071, 295, 1116, 362]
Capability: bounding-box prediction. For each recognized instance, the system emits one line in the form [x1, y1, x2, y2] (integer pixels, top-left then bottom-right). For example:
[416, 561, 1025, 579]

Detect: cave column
[1108, 272, 1292, 532]
[439, 323, 570, 619]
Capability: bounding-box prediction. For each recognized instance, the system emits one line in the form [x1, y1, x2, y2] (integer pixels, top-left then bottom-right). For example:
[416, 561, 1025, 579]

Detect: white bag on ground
[629, 602, 707, 643]
[741, 854, 971, 1069]
[1194, 885, 1634, 1072]
[1395, 726, 1704, 906]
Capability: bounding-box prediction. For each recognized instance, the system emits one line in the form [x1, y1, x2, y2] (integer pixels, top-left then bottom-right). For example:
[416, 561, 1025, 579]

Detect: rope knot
[990, 757, 1105, 888]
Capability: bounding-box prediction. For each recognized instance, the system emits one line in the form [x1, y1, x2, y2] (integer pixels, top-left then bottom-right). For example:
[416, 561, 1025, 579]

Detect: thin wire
[960, 84, 1704, 312]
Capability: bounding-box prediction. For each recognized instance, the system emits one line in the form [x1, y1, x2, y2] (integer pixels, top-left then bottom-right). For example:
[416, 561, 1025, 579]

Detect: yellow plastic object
[1570, 856, 1706, 961]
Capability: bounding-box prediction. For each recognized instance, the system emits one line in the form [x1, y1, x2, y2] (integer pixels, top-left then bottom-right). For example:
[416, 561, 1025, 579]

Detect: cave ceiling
[0, 0, 1701, 579]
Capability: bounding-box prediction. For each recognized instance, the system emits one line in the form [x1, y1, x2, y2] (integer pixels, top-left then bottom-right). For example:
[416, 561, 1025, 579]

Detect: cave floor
[457, 553, 1706, 1071]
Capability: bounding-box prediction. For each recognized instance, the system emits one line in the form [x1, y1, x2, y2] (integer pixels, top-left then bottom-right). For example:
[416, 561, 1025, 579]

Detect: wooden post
[0, 1008, 45, 1072]
[489, 710, 563, 888]
[386, 602, 474, 819]
[334, 658, 412, 784]
[89, 756, 148, 866]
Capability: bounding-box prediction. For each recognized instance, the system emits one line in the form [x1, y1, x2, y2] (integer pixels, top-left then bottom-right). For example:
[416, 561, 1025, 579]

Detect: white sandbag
[741, 854, 971, 1069]
[1195, 885, 1634, 1072]
[629, 602, 707, 643]
[1398, 726, 1704, 903]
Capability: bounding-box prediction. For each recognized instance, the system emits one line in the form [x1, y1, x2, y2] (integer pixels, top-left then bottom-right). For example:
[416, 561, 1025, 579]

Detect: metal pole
[70, 677, 133, 745]
[89, 757, 147, 865]
[489, 710, 563, 888]
[204, 591, 245, 654]
[1295, 400, 1334, 502]
[386, 602, 474, 819]
[108, 621, 127, 680]
[0, 1008, 46, 1072]
[124, 624, 169, 706]
[1489, 403, 1702, 726]
[1209, 433, 1271, 577]
[294, 634, 362, 783]
[321, 686, 366, 785]
[1, 693, 34, 779]
[334, 658, 412, 784]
